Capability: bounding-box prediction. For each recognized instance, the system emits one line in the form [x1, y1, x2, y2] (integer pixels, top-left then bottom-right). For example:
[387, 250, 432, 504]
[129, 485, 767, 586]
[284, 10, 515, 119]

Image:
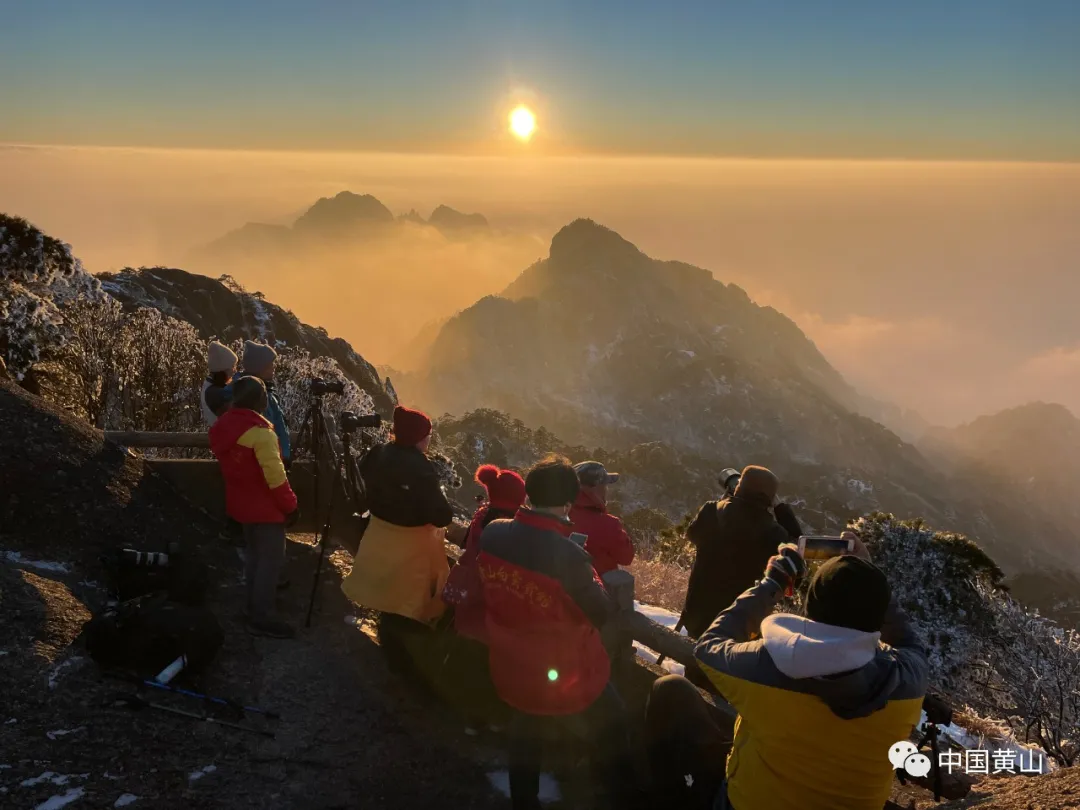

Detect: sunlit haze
[3, 144, 1078, 426]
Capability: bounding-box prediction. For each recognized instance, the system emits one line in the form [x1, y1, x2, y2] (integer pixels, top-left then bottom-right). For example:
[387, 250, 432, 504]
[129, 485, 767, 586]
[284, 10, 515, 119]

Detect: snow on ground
[920, 711, 1053, 774]
[188, 765, 217, 782]
[45, 727, 86, 741]
[114, 794, 140, 807]
[20, 773, 89, 788]
[35, 787, 85, 810]
[47, 656, 84, 690]
[249, 296, 272, 340]
[487, 770, 561, 804]
[2, 551, 72, 574]
[633, 601, 688, 676]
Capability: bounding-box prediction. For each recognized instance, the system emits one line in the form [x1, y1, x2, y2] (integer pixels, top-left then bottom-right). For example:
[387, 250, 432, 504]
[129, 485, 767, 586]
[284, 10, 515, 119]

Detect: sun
[509, 105, 536, 141]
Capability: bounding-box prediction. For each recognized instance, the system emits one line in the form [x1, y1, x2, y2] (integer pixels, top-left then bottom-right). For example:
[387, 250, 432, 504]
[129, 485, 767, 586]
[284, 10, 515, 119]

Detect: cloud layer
[2, 144, 1078, 425]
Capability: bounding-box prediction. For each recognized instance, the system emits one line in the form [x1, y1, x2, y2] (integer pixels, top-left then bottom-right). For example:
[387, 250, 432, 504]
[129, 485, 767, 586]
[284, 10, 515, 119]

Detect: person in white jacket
[201, 341, 238, 427]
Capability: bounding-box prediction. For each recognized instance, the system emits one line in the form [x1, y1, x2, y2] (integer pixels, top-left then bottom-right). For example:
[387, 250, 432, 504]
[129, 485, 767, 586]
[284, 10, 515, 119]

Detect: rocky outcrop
[99, 266, 395, 414]
[415, 220, 1080, 604]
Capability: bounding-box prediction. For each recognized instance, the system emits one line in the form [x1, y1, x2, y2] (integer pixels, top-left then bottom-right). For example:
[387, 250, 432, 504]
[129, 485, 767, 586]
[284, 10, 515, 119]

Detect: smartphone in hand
[797, 535, 854, 560]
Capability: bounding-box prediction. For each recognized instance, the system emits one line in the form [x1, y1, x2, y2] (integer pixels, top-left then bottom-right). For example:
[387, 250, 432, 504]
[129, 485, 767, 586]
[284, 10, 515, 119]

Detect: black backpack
[83, 592, 224, 676]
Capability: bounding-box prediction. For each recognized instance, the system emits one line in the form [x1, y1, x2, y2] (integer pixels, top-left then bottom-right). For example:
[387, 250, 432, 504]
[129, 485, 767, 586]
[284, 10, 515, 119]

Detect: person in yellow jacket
[341, 405, 454, 675]
[644, 537, 929, 810]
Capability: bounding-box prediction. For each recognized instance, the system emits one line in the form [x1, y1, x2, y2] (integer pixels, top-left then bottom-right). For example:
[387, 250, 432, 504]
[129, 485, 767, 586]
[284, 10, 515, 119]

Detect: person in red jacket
[478, 455, 635, 810]
[570, 461, 635, 576]
[209, 376, 298, 639]
[447, 464, 528, 643]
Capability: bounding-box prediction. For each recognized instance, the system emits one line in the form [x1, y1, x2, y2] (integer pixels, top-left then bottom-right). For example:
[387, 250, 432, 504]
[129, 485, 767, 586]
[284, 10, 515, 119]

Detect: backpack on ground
[82, 592, 224, 676]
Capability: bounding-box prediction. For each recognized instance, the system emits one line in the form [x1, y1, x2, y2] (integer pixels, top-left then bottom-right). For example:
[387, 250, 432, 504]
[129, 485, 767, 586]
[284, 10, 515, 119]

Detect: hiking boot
[246, 617, 296, 639]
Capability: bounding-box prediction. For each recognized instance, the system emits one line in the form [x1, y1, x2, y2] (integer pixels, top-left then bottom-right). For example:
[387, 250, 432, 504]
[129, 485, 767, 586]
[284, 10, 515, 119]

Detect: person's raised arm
[695, 545, 804, 673]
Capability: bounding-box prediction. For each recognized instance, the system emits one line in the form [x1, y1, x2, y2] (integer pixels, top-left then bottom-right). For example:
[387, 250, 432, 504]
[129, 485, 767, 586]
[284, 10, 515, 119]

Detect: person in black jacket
[359, 405, 454, 529]
[352, 405, 454, 676]
[682, 466, 790, 640]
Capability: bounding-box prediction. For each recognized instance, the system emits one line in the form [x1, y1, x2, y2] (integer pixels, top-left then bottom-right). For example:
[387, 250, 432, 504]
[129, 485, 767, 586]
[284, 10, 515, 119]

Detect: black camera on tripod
[340, 410, 382, 433]
[310, 378, 346, 396]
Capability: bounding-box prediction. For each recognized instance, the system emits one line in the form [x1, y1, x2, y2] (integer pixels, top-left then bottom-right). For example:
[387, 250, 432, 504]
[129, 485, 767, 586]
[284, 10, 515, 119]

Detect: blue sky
[2, 1, 1078, 159]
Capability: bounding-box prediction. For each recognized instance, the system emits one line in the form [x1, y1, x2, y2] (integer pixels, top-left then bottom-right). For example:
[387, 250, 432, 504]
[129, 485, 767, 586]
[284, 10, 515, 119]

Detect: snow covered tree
[851, 513, 1002, 691]
[57, 296, 128, 427]
[0, 215, 100, 380]
[113, 308, 205, 432]
[972, 587, 1080, 767]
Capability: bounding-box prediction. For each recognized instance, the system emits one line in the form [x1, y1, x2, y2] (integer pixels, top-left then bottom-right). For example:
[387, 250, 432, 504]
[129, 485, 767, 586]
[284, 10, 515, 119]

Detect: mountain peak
[429, 205, 489, 232]
[293, 191, 394, 234]
[548, 219, 644, 269]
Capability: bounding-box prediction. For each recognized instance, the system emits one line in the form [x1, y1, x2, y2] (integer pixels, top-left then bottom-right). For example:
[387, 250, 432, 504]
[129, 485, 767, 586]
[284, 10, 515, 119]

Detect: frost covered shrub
[55, 297, 204, 433]
[0, 215, 101, 378]
[852, 513, 1003, 691]
[57, 296, 128, 427]
[974, 585, 1080, 766]
[274, 349, 378, 431]
[116, 308, 205, 432]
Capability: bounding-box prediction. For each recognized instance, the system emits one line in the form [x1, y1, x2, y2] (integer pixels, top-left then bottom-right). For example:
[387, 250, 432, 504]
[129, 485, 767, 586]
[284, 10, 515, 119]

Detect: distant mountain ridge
[406, 218, 1080, 611]
[194, 191, 495, 261]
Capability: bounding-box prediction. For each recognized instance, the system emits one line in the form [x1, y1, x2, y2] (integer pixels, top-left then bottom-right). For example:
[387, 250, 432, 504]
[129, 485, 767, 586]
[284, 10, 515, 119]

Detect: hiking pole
[110, 693, 276, 738]
[139, 680, 281, 719]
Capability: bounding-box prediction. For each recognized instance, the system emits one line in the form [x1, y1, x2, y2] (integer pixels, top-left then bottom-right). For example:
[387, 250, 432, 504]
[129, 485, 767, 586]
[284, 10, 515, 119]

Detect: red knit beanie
[476, 464, 526, 511]
[392, 405, 432, 446]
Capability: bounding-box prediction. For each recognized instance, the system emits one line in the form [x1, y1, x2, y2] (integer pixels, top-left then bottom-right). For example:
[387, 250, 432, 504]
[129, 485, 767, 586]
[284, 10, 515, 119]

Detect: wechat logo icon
[889, 741, 932, 778]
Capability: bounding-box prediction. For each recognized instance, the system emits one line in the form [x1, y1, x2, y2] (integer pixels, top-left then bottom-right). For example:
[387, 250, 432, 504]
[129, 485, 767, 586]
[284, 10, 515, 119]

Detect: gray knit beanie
[242, 340, 277, 376]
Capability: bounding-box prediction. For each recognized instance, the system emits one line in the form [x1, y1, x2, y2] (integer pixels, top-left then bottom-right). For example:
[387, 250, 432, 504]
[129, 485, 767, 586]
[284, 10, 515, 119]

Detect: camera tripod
[295, 393, 338, 535]
[298, 407, 368, 627]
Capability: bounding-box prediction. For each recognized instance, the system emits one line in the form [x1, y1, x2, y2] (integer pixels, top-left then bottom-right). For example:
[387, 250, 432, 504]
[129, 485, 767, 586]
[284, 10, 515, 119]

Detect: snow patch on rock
[36, 788, 85, 810]
[188, 764, 217, 782]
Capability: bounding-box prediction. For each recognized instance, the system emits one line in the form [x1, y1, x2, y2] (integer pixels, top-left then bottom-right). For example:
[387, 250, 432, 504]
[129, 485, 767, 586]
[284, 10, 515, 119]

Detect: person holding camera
[645, 537, 929, 810]
[237, 340, 291, 469]
[209, 376, 299, 639]
[477, 455, 634, 810]
[681, 466, 790, 641]
[341, 405, 454, 674]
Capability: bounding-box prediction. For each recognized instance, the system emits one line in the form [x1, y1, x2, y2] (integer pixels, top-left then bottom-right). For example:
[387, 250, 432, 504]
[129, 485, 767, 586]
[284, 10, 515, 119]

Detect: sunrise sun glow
[509, 105, 536, 141]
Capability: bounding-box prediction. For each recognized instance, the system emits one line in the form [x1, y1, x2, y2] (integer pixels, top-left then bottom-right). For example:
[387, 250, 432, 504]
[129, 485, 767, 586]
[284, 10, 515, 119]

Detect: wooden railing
[104, 431, 300, 449]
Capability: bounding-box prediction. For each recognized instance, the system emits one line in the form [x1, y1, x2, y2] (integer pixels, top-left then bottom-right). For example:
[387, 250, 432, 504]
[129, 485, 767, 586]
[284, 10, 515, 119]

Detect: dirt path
[0, 381, 505, 809]
[1, 533, 507, 809]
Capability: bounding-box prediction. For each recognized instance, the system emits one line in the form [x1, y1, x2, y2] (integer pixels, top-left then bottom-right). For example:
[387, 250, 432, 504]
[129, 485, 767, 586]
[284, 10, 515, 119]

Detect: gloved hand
[764, 543, 806, 595]
[284, 508, 301, 528]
